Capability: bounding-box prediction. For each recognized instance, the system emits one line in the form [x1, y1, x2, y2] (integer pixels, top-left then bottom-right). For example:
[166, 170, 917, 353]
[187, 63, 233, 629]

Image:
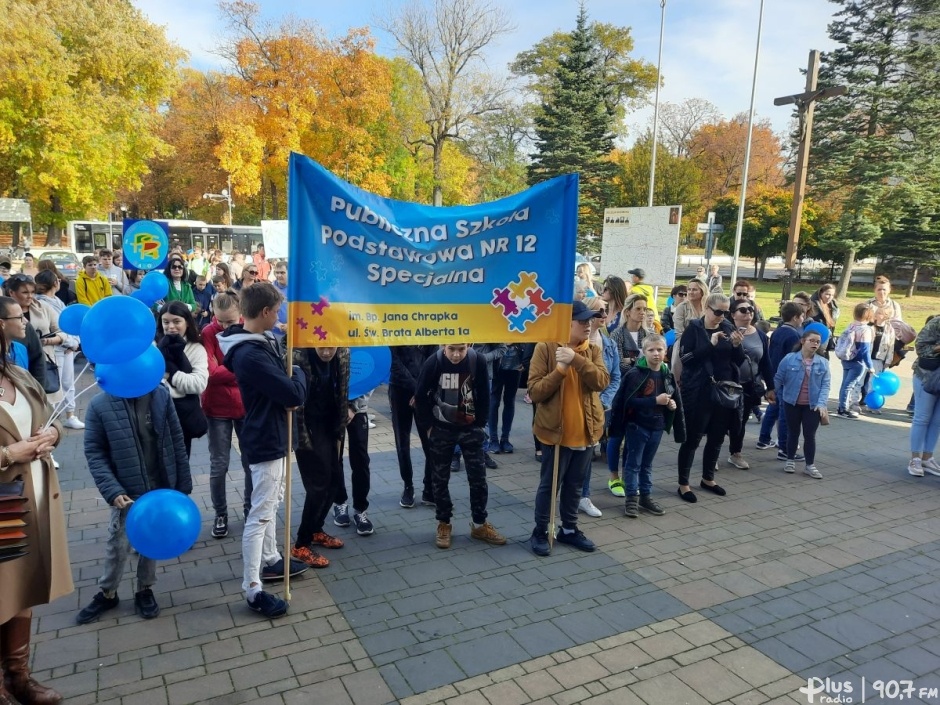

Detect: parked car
[39, 250, 81, 281]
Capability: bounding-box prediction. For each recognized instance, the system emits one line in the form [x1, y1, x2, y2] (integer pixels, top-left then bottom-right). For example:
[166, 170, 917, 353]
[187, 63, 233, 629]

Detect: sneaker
[923, 457, 940, 476]
[555, 528, 596, 552]
[134, 588, 160, 619]
[909, 458, 925, 477]
[211, 514, 229, 539]
[469, 521, 506, 545]
[76, 591, 119, 624]
[578, 497, 602, 517]
[624, 496, 639, 518]
[290, 545, 329, 568]
[450, 455, 461, 473]
[727, 453, 750, 469]
[484, 453, 498, 469]
[311, 531, 344, 549]
[755, 439, 777, 450]
[608, 479, 626, 497]
[421, 491, 435, 506]
[499, 439, 514, 454]
[400, 486, 415, 508]
[436, 521, 452, 549]
[837, 409, 859, 419]
[353, 512, 374, 536]
[367, 420, 377, 429]
[752, 407, 763, 422]
[332, 503, 350, 527]
[247, 590, 288, 618]
[777, 449, 805, 461]
[530, 529, 550, 556]
[784, 461, 795, 474]
[804, 465, 823, 479]
[639, 495, 665, 516]
[484, 439, 500, 454]
[261, 558, 309, 582]
[62, 415, 85, 430]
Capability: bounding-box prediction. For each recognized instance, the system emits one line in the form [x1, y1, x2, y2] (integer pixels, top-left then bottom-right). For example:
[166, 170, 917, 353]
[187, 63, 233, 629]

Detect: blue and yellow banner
[287, 153, 578, 346]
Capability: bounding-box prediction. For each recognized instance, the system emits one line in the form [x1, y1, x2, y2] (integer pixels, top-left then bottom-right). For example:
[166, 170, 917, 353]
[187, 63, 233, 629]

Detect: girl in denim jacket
[774, 330, 831, 479]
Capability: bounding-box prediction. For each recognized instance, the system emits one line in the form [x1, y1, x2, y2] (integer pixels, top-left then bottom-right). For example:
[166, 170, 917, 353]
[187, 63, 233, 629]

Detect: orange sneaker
[311, 532, 344, 549]
[291, 545, 329, 568]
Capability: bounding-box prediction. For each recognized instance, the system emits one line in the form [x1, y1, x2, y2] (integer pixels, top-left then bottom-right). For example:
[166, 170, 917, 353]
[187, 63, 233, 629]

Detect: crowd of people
[0, 242, 932, 705]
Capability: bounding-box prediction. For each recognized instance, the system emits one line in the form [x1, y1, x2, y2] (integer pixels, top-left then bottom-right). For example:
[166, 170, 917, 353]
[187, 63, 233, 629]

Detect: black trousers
[388, 384, 433, 496]
[784, 402, 820, 465]
[295, 429, 343, 547]
[678, 402, 736, 486]
[334, 412, 371, 513]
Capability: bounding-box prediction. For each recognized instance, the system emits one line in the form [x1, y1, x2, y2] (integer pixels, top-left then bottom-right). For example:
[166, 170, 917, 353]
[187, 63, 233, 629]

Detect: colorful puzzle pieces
[310, 297, 330, 316]
[491, 272, 554, 333]
[296, 318, 308, 330]
[313, 325, 327, 340]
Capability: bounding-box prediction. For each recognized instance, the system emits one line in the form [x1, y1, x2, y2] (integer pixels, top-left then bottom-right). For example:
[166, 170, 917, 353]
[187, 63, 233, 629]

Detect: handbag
[173, 394, 209, 438]
[922, 368, 940, 395]
[0, 479, 29, 563]
[42, 355, 60, 395]
[706, 358, 743, 410]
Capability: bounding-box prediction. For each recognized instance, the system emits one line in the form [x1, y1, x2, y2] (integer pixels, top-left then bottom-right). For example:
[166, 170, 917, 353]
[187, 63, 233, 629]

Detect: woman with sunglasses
[601, 276, 630, 334]
[163, 256, 197, 312]
[232, 264, 259, 292]
[726, 300, 775, 469]
[661, 285, 687, 333]
[670, 278, 708, 382]
[675, 293, 745, 502]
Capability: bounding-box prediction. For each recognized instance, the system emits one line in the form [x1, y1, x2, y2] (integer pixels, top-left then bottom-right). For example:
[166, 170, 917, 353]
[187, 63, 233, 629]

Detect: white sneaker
[804, 465, 823, 479]
[62, 415, 85, 430]
[367, 420, 376, 429]
[784, 461, 795, 474]
[727, 453, 750, 469]
[923, 457, 940, 476]
[578, 497, 602, 517]
[909, 458, 925, 477]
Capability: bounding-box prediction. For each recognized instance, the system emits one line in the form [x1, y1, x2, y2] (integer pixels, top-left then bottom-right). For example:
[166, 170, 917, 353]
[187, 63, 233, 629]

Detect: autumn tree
[0, 0, 184, 243]
[656, 99, 721, 158]
[379, 0, 513, 206]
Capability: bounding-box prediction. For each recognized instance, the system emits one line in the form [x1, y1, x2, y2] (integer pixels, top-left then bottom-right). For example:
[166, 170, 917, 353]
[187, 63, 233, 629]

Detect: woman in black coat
[676, 293, 745, 503]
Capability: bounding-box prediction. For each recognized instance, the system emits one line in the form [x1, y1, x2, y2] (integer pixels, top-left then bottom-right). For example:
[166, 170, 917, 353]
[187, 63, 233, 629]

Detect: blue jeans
[624, 423, 663, 496]
[606, 434, 625, 475]
[910, 376, 940, 454]
[488, 368, 521, 443]
[839, 361, 866, 411]
[758, 400, 788, 449]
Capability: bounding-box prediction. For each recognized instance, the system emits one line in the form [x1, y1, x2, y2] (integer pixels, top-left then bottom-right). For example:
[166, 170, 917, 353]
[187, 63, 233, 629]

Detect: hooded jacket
[220, 325, 307, 464]
[608, 356, 686, 441]
[76, 269, 111, 306]
[202, 320, 245, 419]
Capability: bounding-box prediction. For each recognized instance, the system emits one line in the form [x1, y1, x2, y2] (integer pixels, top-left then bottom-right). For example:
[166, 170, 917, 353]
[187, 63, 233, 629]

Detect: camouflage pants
[429, 425, 488, 524]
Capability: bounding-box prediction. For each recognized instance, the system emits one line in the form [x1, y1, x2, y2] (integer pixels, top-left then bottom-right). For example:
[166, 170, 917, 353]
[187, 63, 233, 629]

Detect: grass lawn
[749, 285, 940, 334]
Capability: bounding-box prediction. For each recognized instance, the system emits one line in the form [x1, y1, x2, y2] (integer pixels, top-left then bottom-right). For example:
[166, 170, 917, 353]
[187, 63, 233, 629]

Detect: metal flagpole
[647, 0, 666, 208]
[730, 0, 765, 286]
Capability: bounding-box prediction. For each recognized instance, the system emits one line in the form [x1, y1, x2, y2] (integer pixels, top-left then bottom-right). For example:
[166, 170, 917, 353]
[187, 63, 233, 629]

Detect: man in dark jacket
[388, 345, 437, 508]
[415, 344, 505, 550]
[77, 384, 192, 624]
[219, 282, 308, 619]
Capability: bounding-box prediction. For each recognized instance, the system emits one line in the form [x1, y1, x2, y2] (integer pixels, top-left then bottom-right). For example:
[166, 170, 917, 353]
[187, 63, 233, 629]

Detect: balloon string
[42, 361, 96, 431]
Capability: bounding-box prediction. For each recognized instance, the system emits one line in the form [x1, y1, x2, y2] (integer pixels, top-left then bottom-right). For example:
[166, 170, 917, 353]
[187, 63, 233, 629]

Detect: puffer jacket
[291, 347, 351, 449]
[202, 321, 245, 419]
[528, 341, 609, 446]
[84, 384, 193, 504]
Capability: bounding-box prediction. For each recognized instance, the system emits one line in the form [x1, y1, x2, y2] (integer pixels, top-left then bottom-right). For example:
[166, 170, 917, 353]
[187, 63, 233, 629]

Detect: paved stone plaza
[30, 359, 940, 704]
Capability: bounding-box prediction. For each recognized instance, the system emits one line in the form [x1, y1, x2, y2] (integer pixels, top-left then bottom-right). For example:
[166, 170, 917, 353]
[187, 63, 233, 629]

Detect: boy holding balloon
[77, 383, 193, 624]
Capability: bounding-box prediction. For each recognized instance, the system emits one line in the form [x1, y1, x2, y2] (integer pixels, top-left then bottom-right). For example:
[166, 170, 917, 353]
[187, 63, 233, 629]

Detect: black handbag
[706, 358, 743, 410]
[923, 368, 940, 395]
[42, 355, 60, 395]
[173, 394, 209, 438]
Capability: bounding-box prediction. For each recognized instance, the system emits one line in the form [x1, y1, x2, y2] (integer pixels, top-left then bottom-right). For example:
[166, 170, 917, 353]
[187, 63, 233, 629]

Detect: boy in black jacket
[609, 334, 685, 519]
[414, 343, 506, 550]
[219, 282, 309, 618]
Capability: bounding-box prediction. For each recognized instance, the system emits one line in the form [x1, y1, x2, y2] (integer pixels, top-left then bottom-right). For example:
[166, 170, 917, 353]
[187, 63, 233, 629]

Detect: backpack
[834, 324, 859, 361]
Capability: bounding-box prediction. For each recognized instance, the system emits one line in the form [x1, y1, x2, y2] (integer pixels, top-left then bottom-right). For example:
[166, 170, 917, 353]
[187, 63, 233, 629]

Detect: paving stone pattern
[32, 359, 940, 703]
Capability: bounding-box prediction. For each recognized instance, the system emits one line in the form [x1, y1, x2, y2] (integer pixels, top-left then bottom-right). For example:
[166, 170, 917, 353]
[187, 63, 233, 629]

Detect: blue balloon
[871, 370, 901, 396]
[125, 489, 201, 560]
[95, 345, 164, 398]
[664, 329, 677, 347]
[139, 271, 170, 304]
[864, 390, 885, 410]
[803, 322, 831, 345]
[130, 290, 151, 304]
[348, 346, 392, 400]
[59, 304, 90, 336]
[81, 296, 156, 364]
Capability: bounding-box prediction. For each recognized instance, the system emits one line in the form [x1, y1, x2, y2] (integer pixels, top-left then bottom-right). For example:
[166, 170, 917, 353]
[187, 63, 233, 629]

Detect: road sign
[696, 223, 725, 233]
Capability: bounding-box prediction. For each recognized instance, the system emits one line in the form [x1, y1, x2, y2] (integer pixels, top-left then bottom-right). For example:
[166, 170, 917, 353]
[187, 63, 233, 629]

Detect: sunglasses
[8, 274, 33, 284]
[675, 292, 687, 297]
[708, 306, 730, 316]
[734, 307, 755, 314]
[734, 291, 750, 296]
[170, 264, 184, 270]
[246, 270, 259, 275]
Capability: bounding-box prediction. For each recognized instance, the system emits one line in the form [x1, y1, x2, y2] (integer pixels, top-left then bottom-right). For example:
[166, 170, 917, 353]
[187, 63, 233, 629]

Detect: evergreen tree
[527, 6, 618, 245]
[809, 0, 940, 297]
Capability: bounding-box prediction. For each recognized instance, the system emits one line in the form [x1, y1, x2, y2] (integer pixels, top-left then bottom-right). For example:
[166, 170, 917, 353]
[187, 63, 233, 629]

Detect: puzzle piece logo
[490, 272, 554, 333]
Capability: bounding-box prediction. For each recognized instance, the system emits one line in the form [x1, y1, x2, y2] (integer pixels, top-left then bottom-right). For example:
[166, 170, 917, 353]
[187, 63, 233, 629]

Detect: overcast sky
[132, 0, 839, 139]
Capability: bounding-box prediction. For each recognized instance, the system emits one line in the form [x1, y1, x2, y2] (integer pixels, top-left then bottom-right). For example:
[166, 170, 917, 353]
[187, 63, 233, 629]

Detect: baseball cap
[0, 260, 11, 269]
[572, 300, 604, 321]
[628, 268, 646, 279]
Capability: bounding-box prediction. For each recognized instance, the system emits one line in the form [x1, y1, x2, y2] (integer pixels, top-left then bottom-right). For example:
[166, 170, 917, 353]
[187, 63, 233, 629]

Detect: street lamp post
[203, 175, 234, 224]
[648, 0, 666, 209]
